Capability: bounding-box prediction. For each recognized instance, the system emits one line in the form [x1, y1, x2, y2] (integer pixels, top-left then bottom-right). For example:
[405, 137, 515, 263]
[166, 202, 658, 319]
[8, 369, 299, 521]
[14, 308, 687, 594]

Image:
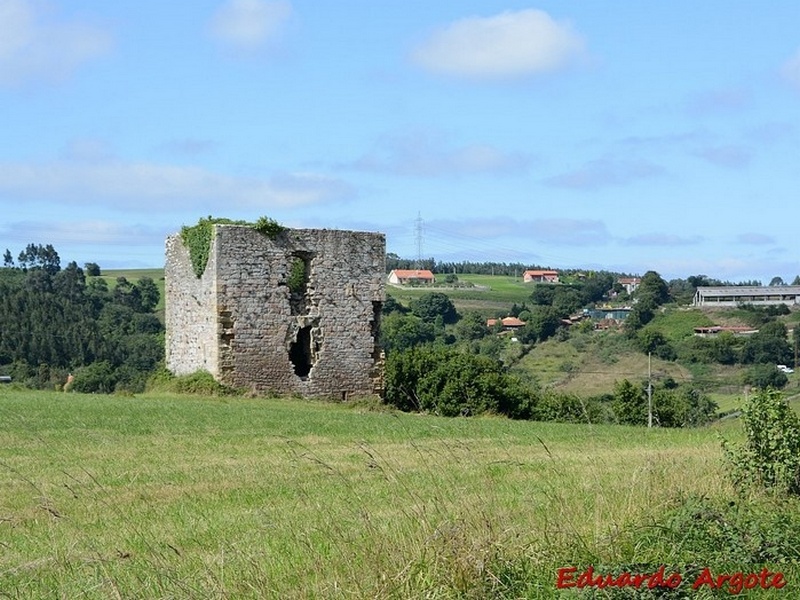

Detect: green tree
[454, 311, 488, 342]
[136, 277, 160, 312]
[113, 277, 147, 311]
[379, 313, 435, 353]
[523, 306, 561, 342]
[744, 364, 788, 390]
[637, 328, 676, 360]
[712, 331, 740, 364]
[624, 296, 656, 334]
[613, 379, 647, 425]
[84, 262, 101, 276]
[17, 243, 60, 274]
[381, 296, 407, 315]
[741, 322, 792, 365]
[551, 286, 584, 317]
[636, 270, 670, 305]
[653, 386, 717, 427]
[409, 292, 457, 324]
[529, 284, 557, 306]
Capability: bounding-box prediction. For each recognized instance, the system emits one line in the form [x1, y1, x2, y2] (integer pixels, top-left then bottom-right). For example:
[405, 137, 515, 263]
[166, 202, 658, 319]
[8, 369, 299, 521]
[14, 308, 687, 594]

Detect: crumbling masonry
[165, 225, 385, 398]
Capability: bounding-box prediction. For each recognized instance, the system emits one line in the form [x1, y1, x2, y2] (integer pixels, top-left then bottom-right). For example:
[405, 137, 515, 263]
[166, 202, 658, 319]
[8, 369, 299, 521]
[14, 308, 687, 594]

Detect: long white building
[693, 286, 800, 307]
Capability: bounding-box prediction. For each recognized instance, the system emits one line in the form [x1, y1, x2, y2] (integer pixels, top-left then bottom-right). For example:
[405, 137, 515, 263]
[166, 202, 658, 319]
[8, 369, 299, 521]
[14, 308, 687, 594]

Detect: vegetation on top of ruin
[180, 216, 285, 278]
[252, 215, 286, 239]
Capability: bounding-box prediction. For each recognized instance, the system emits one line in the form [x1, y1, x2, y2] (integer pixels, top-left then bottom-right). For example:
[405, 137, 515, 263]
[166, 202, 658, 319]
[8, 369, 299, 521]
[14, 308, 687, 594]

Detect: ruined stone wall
[164, 233, 220, 376]
[165, 224, 385, 398]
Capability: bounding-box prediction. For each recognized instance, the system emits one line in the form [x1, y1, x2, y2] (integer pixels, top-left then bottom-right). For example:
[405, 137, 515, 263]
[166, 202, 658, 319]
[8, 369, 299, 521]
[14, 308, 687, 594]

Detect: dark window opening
[288, 252, 313, 316]
[289, 325, 313, 378]
[371, 300, 382, 360]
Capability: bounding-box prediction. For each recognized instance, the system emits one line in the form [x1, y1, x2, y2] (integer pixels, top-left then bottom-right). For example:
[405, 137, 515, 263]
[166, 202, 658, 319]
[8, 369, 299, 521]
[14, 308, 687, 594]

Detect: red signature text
[557, 566, 787, 595]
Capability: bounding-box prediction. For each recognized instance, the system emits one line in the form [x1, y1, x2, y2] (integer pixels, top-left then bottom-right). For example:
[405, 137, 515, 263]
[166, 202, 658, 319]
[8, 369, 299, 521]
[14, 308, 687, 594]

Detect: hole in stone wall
[289, 325, 313, 378]
[288, 252, 312, 315]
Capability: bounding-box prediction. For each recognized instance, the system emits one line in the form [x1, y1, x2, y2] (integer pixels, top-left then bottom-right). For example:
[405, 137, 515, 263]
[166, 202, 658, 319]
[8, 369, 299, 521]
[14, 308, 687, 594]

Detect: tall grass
[0, 388, 796, 598]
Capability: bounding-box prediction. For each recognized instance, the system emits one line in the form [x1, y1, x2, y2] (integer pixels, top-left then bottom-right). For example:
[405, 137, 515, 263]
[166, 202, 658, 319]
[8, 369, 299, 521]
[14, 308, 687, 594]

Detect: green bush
[384, 346, 535, 419]
[287, 257, 308, 294]
[147, 368, 239, 396]
[723, 388, 800, 494]
[743, 364, 788, 390]
[622, 493, 800, 565]
[253, 216, 285, 238]
[72, 361, 116, 394]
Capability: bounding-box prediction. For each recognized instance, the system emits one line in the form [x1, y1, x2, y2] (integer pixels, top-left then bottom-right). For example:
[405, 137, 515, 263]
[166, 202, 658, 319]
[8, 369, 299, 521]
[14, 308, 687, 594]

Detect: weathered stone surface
[165, 225, 385, 398]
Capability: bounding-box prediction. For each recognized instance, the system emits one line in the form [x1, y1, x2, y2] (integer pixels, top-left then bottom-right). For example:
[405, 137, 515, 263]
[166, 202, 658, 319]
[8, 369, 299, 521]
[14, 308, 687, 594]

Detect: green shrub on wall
[180, 216, 285, 278]
[253, 216, 286, 239]
[287, 257, 307, 295]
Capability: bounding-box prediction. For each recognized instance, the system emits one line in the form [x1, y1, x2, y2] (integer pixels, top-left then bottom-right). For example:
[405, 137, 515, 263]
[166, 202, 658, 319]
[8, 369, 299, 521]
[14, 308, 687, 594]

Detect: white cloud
[685, 87, 752, 116]
[0, 0, 111, 86]
[736, 233, 775, 246]
[158, 138, 219, 157]
[693, 145, 752, 168]
[0, 219, 166, 246]
[0, 160, 354, 210]
[350, 131, 530, 177]
[544, 157, 665, 190]
[426, 217, 610, 246]
[623, 233, 704, 247]
[209, 0, 291, 52]
[61, 137, 116, 162]
[780, 48, 800, 91]
[411, 9, 584, 80]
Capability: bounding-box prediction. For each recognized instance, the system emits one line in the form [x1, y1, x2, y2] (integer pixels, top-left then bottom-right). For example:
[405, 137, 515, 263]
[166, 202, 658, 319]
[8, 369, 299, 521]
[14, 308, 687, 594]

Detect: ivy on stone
[180, 215, 285, 278]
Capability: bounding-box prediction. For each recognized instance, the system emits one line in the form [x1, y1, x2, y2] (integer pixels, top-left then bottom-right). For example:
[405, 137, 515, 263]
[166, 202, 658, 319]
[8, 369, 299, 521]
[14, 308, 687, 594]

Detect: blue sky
[1, 1, 799, 282]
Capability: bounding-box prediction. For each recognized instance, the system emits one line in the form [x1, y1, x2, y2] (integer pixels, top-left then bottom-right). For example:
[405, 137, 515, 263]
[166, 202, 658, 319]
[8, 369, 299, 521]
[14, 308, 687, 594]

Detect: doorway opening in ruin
[289, 325, 313, 378]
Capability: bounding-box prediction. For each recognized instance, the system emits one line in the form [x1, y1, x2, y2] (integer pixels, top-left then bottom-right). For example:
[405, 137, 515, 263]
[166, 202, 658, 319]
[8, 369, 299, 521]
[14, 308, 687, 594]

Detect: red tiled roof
[523, 270, 558, 276]
[390, 269, 434, 279]
[487, 317, 526, 328]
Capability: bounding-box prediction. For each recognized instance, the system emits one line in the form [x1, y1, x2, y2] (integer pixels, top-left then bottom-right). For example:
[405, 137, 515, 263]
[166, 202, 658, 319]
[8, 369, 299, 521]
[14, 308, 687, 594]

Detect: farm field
[387, 273, 533, 314]
[101, 268, 166, 312]
[2, 387, 797, 598]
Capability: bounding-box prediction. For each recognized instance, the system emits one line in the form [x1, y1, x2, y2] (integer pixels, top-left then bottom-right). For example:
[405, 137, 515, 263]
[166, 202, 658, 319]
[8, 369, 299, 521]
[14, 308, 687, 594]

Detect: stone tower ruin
[165, 224, 385, 398]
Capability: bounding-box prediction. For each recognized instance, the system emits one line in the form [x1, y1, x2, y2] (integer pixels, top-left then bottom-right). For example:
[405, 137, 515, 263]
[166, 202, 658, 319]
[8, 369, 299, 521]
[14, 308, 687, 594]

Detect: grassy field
[512, 333, 694, 397]
[387, 274, 533, 314]
[2, 387, 798, 598]
[100, 268, 166, 312]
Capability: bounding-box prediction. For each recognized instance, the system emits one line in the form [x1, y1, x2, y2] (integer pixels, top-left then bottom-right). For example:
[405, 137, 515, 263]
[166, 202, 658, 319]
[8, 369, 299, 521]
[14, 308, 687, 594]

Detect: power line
[414, 212, 424, 269]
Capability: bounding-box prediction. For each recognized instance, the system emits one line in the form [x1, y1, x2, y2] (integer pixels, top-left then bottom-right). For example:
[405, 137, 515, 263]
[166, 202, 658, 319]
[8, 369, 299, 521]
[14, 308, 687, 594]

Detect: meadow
[2, 387, 797, 598]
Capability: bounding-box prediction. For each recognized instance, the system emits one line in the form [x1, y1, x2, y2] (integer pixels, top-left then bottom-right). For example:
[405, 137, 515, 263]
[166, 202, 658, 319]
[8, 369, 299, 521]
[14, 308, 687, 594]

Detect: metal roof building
[693, 286, 800, 307]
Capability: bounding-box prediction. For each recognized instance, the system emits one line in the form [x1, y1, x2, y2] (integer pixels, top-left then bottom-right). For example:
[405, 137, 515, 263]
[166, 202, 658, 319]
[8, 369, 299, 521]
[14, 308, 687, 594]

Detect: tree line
[0, 244, 163, 393]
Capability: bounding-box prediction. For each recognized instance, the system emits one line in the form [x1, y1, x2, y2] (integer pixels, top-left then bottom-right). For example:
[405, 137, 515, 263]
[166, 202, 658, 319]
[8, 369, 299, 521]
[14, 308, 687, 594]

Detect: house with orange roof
[387, 269, 435, 285]
[486, 316, 526, 330]
[522, 269, 559, 283]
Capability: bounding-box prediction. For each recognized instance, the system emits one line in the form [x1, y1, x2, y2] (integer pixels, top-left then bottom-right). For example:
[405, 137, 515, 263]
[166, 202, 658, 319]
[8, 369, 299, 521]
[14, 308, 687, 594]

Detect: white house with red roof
[522, 269, 559, 283]
[387, 269, 435, 285]
[618, 277, 641, 294]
